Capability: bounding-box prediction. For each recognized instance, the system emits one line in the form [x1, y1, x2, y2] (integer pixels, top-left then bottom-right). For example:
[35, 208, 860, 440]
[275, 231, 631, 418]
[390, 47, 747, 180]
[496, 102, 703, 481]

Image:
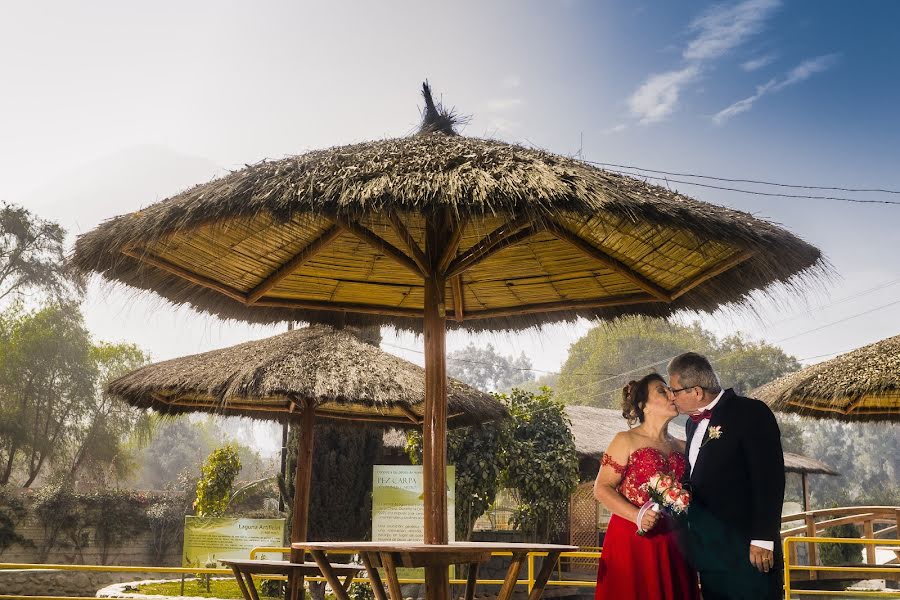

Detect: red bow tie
[690, 409, 713, 424]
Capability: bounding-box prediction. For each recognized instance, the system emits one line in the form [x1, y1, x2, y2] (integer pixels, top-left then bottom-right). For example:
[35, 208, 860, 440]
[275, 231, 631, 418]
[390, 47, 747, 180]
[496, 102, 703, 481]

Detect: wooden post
[805, 514, 818, 579]
[423, 211, 450, 600]
[289, 400, 316, 600]
[863, 519, 876, 564]
[801, 473, 810, 513]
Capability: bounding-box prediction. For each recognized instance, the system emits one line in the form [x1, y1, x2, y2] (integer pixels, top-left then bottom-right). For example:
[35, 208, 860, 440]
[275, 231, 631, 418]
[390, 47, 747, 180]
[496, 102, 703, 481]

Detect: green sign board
[182, 517, 285, 567]
[372, 465, 455, 543]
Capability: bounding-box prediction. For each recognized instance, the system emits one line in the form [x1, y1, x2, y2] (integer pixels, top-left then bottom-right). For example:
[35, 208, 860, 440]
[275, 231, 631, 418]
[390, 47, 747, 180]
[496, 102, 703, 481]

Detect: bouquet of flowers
[636, 473, 692, 535]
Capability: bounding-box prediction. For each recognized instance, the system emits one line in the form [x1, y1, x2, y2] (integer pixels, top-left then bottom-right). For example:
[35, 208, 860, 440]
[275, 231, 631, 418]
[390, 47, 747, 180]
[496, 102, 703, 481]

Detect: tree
[501, 388, 579, 540]
[406, 422, 506, 541]
[0, 302, 95, 486]
[129, 416, 218, 490]
[0, 203, 78, 303]
[193, 445, 242, 517]
[447, 343, 535, 392]
[555, 317, 716, 408]
[65, 342, 151, 485]
[407, 388, 578, 542]
[555, 316, 800, 409]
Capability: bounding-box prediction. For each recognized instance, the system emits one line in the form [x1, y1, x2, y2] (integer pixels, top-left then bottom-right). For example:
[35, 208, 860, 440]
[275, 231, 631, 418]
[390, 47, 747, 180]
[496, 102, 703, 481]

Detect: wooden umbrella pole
[423, 212, 450, 600]
[290, 400, 316, 562]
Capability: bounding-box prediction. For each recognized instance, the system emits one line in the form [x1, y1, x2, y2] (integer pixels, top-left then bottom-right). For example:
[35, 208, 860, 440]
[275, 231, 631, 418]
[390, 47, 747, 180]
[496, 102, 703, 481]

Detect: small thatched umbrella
[108, 324, 506, 544]
[73, 83, 825, 598]
[754, 334, 900, 421]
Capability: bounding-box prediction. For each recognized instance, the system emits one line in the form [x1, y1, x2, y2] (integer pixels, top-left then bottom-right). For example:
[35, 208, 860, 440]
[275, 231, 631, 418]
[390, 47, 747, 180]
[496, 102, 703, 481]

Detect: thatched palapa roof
[72, 83, 826, 333]
[754, 334, 900, 422]
[107, 325, 507, 427]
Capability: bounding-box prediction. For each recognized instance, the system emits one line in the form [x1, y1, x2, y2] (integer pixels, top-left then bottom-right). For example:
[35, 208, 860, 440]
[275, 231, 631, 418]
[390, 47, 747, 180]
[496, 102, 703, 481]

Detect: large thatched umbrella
[754, 334, 900, 421]
[73, 83, 825, 598]
[107, 324, 506, 542]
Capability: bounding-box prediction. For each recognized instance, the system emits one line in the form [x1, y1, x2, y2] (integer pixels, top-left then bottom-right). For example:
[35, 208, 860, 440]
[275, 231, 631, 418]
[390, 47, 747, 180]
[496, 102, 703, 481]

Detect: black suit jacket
[684, 389, 785, 568]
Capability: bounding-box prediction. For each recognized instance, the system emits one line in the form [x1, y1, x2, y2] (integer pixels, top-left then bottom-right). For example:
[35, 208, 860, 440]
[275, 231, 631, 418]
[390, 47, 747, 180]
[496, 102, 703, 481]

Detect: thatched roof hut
[753, 334, 900, 421]
[72, 84, 826, 334]
[107, 324, 507, 428]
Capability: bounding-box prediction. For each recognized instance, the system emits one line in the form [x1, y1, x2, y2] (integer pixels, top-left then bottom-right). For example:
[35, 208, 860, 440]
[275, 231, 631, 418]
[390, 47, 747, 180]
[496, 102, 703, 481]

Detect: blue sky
[1, 0, 898, 418]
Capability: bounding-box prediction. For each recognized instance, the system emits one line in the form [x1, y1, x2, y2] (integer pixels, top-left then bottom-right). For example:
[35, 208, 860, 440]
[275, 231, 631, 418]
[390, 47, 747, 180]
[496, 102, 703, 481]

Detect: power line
[592, 165, 900, 206]
[586, 160, 900, 195]
[556, 296, 900, 399]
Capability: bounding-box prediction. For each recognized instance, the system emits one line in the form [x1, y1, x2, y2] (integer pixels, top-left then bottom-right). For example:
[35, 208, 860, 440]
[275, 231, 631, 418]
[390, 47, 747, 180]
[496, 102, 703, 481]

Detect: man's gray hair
[667, 352, 722, 393]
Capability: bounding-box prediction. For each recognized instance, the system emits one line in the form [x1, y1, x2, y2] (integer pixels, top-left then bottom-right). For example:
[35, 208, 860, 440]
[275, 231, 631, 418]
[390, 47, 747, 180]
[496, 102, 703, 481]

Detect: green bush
[820, 523, 863, 565]
[194, 445, 242, 517]
[0, 486, 30, 555]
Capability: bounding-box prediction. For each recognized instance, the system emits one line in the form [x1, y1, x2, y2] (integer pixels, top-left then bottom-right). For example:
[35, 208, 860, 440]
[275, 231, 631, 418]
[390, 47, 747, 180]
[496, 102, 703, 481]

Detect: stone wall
[0, 569, 182, 597]
[0, 513, 183, 566]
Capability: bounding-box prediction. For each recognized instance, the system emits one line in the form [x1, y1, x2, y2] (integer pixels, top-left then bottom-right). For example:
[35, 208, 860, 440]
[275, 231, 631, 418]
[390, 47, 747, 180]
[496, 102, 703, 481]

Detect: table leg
[464, 562, 480, 600]
[310, 550, 351, 600]
[497, 552, 526, 600]
[527, 552, 561, 600]
[289, 573, 306, 600]
[243, 572, 262, 600]
[379, 552, 404, 600]
[341, 572, 356, 591]
[360, 552, 389, 600]
[230, 566, 252, 600]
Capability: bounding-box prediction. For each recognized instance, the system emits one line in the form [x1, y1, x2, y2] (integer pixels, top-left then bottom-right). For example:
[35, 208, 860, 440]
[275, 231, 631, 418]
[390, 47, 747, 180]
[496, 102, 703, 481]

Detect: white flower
[707, 425, 723, 440]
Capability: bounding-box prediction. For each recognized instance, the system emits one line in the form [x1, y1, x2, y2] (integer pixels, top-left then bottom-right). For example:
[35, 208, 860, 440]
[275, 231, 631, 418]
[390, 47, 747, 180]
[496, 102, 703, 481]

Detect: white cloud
[684, 0, 781, 61]
[713, 54, 839, 124]
[626, 0, 780, 125]
[742, 54, 776, 71]
[774, 53, 840, 90]
[487, 97, 524, 111]
[603, 123, 628, 134]
[628, 66, 700, 124]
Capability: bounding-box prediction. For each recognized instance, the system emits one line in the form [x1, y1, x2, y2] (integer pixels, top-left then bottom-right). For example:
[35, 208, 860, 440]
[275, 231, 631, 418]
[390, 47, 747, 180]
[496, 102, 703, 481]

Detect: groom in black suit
[667, 352, 785, 600]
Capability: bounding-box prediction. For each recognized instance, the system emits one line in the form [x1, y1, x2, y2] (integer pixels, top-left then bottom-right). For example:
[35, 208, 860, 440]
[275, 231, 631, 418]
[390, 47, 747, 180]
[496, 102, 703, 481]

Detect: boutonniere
[701, 425, 723, 447]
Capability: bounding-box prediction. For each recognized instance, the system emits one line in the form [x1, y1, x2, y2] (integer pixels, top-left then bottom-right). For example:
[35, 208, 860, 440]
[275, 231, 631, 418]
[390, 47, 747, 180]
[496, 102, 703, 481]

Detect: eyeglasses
[667, 385, 705, 396]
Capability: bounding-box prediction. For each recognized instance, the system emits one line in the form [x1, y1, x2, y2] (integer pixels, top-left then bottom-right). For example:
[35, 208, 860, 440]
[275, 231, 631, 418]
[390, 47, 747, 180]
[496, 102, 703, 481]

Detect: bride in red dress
[593, 373, 700, 600]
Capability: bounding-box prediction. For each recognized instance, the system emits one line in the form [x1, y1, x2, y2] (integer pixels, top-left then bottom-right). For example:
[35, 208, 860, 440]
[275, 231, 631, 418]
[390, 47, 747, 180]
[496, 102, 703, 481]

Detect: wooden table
[221, 559, 363, 600]
[291, 541, 578, 600]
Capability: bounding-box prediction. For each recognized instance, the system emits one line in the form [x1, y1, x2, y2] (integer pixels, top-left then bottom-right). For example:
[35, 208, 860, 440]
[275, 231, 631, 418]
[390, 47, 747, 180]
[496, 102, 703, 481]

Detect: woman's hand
[639, 506, 660, 532]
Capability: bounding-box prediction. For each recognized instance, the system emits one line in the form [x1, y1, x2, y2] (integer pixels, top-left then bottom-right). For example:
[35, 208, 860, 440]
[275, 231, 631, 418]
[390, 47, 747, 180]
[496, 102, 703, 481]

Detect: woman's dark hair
[622, 373, 665, 426]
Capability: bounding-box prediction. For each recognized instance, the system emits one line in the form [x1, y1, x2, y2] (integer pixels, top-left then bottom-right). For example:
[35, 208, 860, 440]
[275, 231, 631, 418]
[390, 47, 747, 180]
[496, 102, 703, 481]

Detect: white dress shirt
[688, 390, 773, 552]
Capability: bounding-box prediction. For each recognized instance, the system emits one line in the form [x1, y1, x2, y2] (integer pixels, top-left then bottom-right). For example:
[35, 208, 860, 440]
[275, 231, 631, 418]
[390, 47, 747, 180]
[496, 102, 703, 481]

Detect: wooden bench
[221, 558, 363, 600]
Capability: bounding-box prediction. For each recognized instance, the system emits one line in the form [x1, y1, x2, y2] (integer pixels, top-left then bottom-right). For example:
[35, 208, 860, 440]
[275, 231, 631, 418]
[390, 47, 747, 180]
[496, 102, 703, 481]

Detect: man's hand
[749, 544, 775, 573]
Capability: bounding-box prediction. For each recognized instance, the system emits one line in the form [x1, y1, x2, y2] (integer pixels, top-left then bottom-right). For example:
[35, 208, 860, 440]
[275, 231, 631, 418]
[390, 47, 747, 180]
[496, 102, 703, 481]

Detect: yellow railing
[0, 548, 603, 598]
[783, 536, 900, 599]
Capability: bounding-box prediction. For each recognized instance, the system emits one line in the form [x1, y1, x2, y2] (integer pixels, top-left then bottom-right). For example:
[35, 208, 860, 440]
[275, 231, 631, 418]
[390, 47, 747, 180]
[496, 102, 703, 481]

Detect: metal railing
[783, 537, 900, 599]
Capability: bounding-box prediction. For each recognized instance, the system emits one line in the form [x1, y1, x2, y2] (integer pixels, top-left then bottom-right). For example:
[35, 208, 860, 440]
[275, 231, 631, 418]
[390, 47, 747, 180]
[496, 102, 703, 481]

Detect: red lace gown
[595, 447, 700, 600]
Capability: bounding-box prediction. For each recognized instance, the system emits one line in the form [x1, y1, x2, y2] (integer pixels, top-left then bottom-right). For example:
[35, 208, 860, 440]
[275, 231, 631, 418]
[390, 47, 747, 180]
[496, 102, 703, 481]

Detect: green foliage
[407, 387, 578, 541]
[556, 317, 716, 407]
[819, 523, 863, 565]
[85, 490, 149, 564]
[407, 420, 505, 540]
[137, 578, 282, 599]
[0, 302, 96, 486]
[348, 582, 375, 600]
[501, 388, 579, 539]
[146, 491, 189, 564]
[131, 416, 216, 489]
[803, 420, 899, 508]
[31, 484, 87, 562]
[555, 316, 800, 406]
[194, 445, 242, 517]
[0, 202, 77, 303]
[447, 342, 535, 392]
[0, 486, 29, 556]
[284, 423, 382, 542]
